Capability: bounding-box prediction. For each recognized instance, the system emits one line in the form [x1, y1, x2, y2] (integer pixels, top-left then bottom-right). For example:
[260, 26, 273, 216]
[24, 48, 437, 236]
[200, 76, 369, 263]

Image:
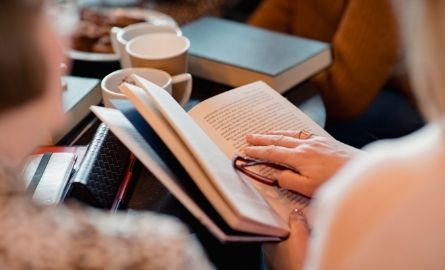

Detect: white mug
[110, 23, 182, 69]
[126, 33, 190, 75]
[101, 68, 192, 107]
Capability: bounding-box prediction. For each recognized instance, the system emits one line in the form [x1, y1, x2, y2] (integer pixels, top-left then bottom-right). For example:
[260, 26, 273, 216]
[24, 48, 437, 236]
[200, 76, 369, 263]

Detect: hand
[244, 130, 358, 196]
[263, 209, 310, 270]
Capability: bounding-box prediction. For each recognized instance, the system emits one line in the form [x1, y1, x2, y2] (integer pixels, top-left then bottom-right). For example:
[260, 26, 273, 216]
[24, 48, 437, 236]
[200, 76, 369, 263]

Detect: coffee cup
[110, 23, 182, 69]
[126, 33, 190, 75]
[101, 67, 192, 108]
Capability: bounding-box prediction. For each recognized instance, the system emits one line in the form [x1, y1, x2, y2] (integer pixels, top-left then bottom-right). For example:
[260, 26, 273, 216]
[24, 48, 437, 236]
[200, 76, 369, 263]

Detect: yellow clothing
[249, 0, 400, 120]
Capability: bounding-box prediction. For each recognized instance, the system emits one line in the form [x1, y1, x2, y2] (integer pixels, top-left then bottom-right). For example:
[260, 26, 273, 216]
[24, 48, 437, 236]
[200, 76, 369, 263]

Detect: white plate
[69, 8, 178, 62]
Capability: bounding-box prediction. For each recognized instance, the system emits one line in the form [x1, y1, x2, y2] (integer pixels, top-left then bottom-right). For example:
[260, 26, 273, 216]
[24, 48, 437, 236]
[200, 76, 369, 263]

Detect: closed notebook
[181, 16, 332, 93]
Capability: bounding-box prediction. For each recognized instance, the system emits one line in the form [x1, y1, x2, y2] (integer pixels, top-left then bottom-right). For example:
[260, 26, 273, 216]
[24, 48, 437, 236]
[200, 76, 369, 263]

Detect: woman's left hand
[244, 130, 359, 196]
[263, 208, 310, 270]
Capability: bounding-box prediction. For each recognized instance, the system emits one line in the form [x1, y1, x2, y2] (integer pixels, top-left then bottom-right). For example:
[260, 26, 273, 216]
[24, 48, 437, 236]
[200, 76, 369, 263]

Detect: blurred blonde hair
[0, 0, 45, 113]
[402, 0, 445, 121]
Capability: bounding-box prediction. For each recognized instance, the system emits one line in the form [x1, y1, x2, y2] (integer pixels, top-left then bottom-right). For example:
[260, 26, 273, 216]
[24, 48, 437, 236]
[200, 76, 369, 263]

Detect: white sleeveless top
[306, 122, 445, 269]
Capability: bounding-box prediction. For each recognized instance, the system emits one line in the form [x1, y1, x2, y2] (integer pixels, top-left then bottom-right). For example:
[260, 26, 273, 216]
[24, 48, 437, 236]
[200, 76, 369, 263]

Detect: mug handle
[171, 73, 192, 107]
[110, 27, 122, 56]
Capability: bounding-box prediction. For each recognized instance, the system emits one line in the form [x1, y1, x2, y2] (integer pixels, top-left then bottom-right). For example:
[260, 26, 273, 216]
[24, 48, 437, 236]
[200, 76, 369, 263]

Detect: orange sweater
[249, 0, 400, 120]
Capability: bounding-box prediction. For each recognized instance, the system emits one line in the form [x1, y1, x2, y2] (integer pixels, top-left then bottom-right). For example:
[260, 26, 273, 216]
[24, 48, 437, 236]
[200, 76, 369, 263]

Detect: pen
[111, 154, 137, 212]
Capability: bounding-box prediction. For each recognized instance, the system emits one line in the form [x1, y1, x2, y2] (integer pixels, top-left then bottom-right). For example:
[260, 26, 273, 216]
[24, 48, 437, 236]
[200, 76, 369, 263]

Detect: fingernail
[289, 208, 311, 232]
[289, 208, 306, 222]
[271, 170, 280, 180]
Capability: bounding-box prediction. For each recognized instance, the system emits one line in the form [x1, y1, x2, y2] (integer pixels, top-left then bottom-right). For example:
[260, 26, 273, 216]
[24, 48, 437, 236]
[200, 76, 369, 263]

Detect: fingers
[266, 130, 301, 138]
[246, 134, 302, 148]
[267, 130, 313, 139]
[244, 145, 300, 165]
[246, 130, 314, 149]
[286, 208, 309, 266]
[276, 170, 313, 197]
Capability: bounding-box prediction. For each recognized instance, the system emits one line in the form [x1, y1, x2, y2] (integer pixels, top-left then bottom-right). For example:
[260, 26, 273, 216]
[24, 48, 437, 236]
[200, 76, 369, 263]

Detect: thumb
[286, 209, 310, 266]
[277, 170, 313, 197]
[289, 209, 310, 234]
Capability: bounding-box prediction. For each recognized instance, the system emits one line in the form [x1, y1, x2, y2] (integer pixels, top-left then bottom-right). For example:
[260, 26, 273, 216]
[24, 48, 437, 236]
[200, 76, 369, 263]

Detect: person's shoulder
[345, 121, 442, 185]
[308, 123, 445, 269]
[316, 122, 444, 214]
[363, 121, 442, 159]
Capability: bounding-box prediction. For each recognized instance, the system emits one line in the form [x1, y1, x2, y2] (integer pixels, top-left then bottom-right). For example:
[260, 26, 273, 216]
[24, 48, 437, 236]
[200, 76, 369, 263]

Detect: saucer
[69, 7, 178, 62]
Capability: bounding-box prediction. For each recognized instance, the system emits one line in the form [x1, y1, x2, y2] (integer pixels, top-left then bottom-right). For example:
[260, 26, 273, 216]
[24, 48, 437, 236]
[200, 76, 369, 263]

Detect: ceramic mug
[110, 23, 182, 69]
[101, 67, 192, 107]
[126, 33, 190, 75]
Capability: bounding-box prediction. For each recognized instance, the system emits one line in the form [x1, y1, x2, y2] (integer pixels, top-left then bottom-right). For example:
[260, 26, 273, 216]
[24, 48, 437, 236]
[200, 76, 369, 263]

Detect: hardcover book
[50, 76, 102, 144]
[181, 17, 332, 93]
[91, 77, 338, 242]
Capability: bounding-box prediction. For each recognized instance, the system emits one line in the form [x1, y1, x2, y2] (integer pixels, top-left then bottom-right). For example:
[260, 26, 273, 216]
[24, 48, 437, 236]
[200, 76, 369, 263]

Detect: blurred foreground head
[0, 1, 48, 112]
[0, 0, 66, 168]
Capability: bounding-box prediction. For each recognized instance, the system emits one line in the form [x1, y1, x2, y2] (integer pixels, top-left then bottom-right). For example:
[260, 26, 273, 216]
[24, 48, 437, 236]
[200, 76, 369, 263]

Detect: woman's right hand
[244, 130, 361, 197]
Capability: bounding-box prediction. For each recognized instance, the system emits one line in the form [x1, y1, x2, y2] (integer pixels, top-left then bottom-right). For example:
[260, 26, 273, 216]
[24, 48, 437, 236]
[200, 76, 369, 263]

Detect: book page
[189, 81, 329, 218]
[189, 81, 331, 157]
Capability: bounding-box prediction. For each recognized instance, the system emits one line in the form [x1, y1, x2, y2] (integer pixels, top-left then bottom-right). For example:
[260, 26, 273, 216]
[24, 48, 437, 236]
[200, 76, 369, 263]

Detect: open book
[91, 78, 333, 242]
